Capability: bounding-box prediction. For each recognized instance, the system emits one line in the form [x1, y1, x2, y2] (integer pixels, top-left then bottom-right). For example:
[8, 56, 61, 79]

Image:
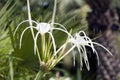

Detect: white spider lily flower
[67, 31, 112, 70]
[14, 20, 72, 55]
[34, 22, 72, 55]
[68, 31, 94, 70]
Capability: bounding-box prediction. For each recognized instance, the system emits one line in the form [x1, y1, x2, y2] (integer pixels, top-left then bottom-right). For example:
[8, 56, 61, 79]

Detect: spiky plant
[85, 0, 120, 80]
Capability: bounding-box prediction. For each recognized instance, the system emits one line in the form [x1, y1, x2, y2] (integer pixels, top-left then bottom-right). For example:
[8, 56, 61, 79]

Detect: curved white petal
[72, 49, 76, 66]
[19, 27, 31, 48]
[52, 23, 67, 31]
[52, 28, 72, 38]
[14, 20, 38, 36]
[34, 32, 40, 54]
[93, 42, 112, 55]
[19, 26, 37, 48]
[48, 32, 56, 54]
[94, 49, 100, 65]
[82, 46, 90, 70]
[78, 31, 95, 52]
[77, 46, 83, 70]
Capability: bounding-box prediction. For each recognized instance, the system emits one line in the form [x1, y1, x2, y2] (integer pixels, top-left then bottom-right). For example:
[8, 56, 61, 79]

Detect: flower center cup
[36, 23, 51, 35]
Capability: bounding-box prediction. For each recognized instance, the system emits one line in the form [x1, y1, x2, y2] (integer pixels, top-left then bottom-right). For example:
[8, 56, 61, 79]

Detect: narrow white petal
[77, 46, 83, 70]
[85, 36, 95, 52]
[52, 28, 72, 37]
[93, 42, 112, 55]
[94, 49, 100, 65]
[78, 31, 95, 52]
[14, 20, 38, 36]
[48, 32, 56, 53]
[82, 46, 90, 70]
[52, 23, 67, 31]
[34, 32, 40, 55]
[82, 46, 87, 60]
[19, 27, 30, 48]
[72, 49, 76, 66]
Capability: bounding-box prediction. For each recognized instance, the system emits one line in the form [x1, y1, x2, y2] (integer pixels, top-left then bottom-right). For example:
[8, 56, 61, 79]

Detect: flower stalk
[34, 70, 44, 80]
[52, 0, 57, 24]
[9, 51, 14, 80]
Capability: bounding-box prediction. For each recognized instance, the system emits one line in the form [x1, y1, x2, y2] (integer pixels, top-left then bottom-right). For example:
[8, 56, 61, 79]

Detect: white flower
[14, 19, 72, 55]
[34, 22, 72, 54]
[67, 31, 112, 70]
[36, 23, 51, 35]
[67, 31, 94, 70]
[14, 19, 112, 71]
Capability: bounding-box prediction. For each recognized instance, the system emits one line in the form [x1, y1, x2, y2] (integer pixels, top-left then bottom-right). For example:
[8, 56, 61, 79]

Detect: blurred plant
[110, 0, 120, 8]
[0, 0, 19, 79]
[85, 0, 120, 80]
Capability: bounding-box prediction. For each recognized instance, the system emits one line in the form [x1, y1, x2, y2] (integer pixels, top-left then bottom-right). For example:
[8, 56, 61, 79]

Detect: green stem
[55, 45, 75, 67]
[52, 0, 57, 24]
[76, 67, 82, 80]
[9, 52, 14, 80]
[41, 35, 45, 60]
[27, 0, 32, 26]
[27, 0, 41, 63]
[34, 70, 45, 80]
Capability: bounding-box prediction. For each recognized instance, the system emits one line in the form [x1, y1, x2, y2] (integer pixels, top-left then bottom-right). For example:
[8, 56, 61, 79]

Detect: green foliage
[0, 0, 89, 79]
